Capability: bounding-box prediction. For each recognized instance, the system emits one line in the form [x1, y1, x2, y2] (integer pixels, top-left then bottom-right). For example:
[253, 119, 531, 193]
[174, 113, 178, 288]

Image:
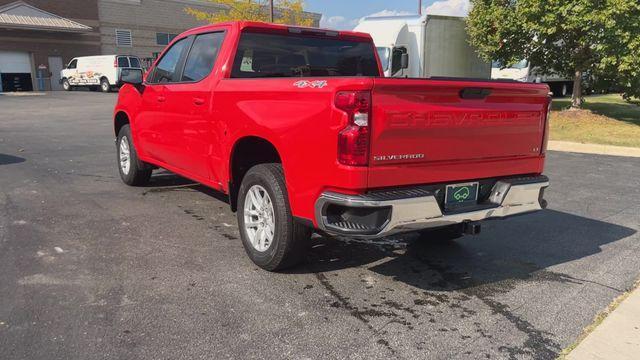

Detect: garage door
[0, 51, 33, 92]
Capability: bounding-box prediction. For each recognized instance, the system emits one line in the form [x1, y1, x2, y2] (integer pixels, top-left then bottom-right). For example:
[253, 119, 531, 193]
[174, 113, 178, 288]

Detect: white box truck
[491, 60, 574, 97]
[354, 14, 491, 79]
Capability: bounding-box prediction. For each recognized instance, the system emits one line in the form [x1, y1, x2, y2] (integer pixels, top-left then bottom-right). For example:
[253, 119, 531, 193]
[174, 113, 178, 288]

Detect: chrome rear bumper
[315, 176, 549, 238]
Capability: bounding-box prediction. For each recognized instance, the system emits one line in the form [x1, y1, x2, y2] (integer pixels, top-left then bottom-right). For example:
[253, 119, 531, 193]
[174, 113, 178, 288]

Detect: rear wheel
[237, 163, 311, 271]
[100, 78, 111, 93]
[116, 125, 152, 186]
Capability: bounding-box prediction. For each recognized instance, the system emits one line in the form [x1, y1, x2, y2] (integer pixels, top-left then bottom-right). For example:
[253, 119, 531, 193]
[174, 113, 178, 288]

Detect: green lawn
[549, 94, 640, 148]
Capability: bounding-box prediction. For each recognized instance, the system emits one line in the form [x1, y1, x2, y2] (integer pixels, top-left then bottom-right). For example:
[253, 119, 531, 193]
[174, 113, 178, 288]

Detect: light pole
[270, 0, 274, 22]
[418, 0, 422, 15]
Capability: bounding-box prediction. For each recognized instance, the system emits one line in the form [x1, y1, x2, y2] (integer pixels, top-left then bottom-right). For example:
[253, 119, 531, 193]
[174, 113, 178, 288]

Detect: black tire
[116, 125, 152, 186]
[100, 78, 111, 93]
[416, 224, 465, 243]
[237, 163, 311, 271]
[62, 78, 72, 91]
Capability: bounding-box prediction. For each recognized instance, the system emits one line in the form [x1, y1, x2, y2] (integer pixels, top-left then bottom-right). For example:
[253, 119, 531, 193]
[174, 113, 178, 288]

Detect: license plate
[445, 182, 479, 210]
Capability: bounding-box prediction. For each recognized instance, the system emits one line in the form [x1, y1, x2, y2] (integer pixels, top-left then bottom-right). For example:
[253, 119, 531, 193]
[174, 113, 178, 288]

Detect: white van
[60, 55, 143, 92]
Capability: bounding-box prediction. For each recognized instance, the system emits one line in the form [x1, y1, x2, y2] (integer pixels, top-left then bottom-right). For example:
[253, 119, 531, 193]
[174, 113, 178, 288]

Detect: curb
[563, 280, 640, 360]
[548, 141, 640, 158]
[0, 92, 46, 97]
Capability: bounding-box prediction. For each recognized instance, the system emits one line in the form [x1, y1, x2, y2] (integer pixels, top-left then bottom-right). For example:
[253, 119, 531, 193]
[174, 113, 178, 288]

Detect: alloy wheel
[243, 185, 275, 252]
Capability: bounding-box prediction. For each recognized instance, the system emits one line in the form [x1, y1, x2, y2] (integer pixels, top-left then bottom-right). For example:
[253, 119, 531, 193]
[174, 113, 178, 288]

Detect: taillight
[541, 96, 552, 154]
[114, 58, 118, 68]
[335, 91, 371, 166]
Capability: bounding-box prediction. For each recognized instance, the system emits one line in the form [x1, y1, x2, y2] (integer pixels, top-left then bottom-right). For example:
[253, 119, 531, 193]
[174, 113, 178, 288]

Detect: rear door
[368, 78, 551, 187]
[116, 56, 130, 83]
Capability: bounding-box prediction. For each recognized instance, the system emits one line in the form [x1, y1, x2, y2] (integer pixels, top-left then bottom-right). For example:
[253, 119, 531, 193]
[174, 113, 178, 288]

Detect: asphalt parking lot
[1, 91, 639, 360]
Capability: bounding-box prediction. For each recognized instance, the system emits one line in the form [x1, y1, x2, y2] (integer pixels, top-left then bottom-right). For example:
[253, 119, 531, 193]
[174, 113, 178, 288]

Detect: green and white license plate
[444, 182, 479, 210]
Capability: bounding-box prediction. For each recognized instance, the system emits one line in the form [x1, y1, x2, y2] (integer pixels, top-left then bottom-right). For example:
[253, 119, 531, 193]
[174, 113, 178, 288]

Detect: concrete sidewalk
[548, 140, 640, 158]
[566, 285, 640, 360]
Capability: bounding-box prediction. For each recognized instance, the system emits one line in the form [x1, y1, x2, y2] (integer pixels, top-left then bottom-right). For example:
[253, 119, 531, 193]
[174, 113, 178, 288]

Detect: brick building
[98, 0, 218, 68]
[98, 0, 321, 68]
[0, 0, 101, 91]
[0, 0, 321, 92]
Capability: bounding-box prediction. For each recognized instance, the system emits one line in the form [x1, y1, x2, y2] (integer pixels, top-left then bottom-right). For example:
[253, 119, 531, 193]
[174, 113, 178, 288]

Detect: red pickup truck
[114, 21, 551, 271]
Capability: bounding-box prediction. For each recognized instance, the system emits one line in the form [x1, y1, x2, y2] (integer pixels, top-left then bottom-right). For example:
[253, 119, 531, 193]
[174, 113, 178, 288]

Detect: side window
[128, 57, 141, 68]
[117, 56, 129, 68]
[181, 32, 225, 82]
[148, 37, 189, 83]
[391, 47, 407, 76]
[67, 59, 77, 69]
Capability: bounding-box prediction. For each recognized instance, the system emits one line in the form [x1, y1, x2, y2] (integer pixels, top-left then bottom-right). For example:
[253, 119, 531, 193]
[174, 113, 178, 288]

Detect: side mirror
[400, 53, 409, 69]
[120, 68, 143, 85]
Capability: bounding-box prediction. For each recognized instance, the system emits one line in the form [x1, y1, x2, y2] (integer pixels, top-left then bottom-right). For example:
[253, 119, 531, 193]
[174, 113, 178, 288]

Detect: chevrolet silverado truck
[113, 21, 551, 271]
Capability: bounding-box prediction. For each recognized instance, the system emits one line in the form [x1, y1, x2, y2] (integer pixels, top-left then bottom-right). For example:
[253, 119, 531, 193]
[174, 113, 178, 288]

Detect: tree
[467, 0, 640, 108]
[185, 0, 314, 27]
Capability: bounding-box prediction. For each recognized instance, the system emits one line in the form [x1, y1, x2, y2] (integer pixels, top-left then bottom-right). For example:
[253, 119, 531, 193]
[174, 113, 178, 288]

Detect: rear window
[231, 32, 380, 78]
[117, 57, 129, 67]
[182, 32, 224, 82]
[128, 57, 141, 68]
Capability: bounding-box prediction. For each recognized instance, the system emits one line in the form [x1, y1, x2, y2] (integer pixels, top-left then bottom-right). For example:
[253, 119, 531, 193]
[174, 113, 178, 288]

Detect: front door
[161, 31, 225, 181]
[134, 36, 191, 165]
[48, 56, 63, 91]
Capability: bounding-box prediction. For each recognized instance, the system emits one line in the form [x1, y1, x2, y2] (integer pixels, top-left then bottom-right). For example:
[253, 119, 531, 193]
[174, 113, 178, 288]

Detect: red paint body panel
[114, 21, 551, 228]
[368, 78, 549, 188]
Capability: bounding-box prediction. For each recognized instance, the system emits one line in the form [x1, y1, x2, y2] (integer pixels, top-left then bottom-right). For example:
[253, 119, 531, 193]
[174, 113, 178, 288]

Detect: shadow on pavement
[0, 154, 26, 165]
[300, 209, 636, 294]
[141, 170, 636, 296]
[141, 170, 229, 203]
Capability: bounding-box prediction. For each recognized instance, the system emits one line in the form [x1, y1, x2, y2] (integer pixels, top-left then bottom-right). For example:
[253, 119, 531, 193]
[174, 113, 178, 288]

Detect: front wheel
[237, 163, 311, 271]
[116, 125, 152, 186]
[62, 78, 72, 91]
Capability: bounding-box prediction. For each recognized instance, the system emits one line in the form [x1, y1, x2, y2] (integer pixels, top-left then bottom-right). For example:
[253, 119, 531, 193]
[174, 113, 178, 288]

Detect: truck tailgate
[368, 78, 550, 187]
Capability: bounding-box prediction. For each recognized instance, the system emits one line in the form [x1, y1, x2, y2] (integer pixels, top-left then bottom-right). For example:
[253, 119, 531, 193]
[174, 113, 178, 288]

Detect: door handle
[193, 98, 205, 106]
[157, 96, 166, 103]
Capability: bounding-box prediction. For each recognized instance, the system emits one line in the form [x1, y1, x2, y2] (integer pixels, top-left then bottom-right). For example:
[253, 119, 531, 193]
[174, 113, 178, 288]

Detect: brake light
[335, 91, 371, 166]
[114, 58, 118, 68]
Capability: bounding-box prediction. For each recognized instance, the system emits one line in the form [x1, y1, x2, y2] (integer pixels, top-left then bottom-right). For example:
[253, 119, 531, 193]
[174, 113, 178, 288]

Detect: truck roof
[180, 21, 374, 41]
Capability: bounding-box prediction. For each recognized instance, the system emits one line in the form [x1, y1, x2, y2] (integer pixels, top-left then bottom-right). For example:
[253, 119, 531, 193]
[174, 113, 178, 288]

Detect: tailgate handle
[460, 88, 492, 100]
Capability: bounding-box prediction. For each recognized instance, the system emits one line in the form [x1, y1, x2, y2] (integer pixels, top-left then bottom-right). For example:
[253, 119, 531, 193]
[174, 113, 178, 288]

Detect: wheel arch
[114, 110, 130, 137]
[228, 136, 283, 212]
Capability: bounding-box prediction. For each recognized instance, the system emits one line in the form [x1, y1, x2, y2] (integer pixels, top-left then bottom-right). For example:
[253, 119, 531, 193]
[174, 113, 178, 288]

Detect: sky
[304, 0, 471, 30]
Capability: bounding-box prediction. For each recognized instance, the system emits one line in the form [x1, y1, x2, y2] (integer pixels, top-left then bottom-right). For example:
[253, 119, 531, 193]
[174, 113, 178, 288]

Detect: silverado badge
[373, 154, 425, 162]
